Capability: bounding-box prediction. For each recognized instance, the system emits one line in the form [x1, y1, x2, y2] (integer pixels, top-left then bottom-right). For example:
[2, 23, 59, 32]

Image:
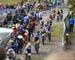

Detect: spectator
[41, 27, 46, 45]
[24, 14, 29, 24]
[24, 42, 32, 60]
[52, 9, 56, 19]
[40, 21, 44, 29]
[34, 31, 41, 54]
[39, 11, 43, 20]
[30, 20, 35, 31]
[17, 33, 23, 54]
[60, 9, 63, 20]
[23, 29, 29, 44]
[69, 16, 74, 32]
[27, 24, 33, 42]
[57, 10, 60, 22]
[7, 48, 16, 60]
[48, 15, 53, 25]
[35, 11, 40, 24]
[45, 23, 51, 42]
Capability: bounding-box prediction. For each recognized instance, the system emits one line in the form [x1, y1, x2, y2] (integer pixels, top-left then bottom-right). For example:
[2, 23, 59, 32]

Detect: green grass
[52, 24, 64, 41]
[32, 55, 44, 60]
[16, 54, 44, 60]
[2, 0, 45, 5]
[15, 23, 75, 60]
[2, 0, 20, 5]
[2, 0, 37, 5]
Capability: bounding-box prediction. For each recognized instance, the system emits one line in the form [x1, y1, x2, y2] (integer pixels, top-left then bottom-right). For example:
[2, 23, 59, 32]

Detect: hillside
[2, 0, 20, 5]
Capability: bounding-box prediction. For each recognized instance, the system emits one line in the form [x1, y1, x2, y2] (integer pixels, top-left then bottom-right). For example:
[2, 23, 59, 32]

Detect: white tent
[0, 28, 13, 33]
[0, 28, 13, 44]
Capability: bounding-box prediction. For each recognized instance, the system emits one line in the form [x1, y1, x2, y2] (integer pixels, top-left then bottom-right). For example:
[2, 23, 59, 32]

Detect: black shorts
[35, 37, 39, 41]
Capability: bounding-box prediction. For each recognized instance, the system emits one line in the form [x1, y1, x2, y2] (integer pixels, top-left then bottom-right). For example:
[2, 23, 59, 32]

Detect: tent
[0, 28, 13, 44]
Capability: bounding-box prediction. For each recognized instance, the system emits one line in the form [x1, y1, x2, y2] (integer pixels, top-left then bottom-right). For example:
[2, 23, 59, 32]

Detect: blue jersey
[45, 25, 51, 33]
[69, 17, 74, 24]
[19, 25, 23, 30]
[35, 13, 40, 20]
[27, 46, 31, 53]
[24, 16, 29, 23]
[34, 33, 41, 38]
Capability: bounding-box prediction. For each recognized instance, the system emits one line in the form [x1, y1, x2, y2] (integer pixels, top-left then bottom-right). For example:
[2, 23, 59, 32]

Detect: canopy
[0, 28, 13, 33]
[0, 28, 13, 44]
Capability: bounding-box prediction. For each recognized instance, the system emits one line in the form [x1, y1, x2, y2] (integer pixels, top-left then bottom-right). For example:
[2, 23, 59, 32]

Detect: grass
[16, 54, 44, 60]
[2, 0, 46, 5]
[2, 0, 37, 5]
[2, 0, 20, 5]
[32, 55, 44, 60]
[52, 24, 64, 41]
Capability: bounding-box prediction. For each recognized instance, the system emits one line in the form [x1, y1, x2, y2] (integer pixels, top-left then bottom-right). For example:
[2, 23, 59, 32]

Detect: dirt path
[29, 8, 69, 60]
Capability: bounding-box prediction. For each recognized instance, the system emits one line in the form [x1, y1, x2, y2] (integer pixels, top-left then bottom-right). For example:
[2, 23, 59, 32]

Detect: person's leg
[35, 43, 39, 54]
[25, 53, 28, 60]
[19, 43, 22, 54]
[70, 24, 73, 32]
[48, 33, 51, 42]
[28, 32, 31, 42]
[17, 43, 20, 54]
[71, 24, 74, 32]
[69, 24, 71, 32]
[28, 55, 31, 60]
[35, 44, 37, 53]
[57, 16, 59, 22]
[60, 14, 63, 20]
[36, 44, 39, 54]
[42, 36, 44, 45]
[15, 46, 18, 53]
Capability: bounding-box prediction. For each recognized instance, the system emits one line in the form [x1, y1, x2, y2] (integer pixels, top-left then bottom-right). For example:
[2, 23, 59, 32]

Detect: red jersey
[30, 21, 35, 29]
[12, 26, 17, 35]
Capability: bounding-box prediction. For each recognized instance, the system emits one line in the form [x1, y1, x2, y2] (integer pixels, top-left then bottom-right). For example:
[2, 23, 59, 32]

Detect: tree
[68, 0, 75, 11]
[68, 0, 75, 5]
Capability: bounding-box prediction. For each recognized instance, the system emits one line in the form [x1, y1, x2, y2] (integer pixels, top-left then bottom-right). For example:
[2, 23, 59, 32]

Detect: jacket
[69, 17, 74, 24]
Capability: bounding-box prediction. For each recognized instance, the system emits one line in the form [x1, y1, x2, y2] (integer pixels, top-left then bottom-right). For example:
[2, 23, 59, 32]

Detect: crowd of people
[1, 0, 74, 60]
[5, 8, 64, 60]
[0, 0, 36, 15]
[0, 0, 64, 15]
[5, 9, 51, 60]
